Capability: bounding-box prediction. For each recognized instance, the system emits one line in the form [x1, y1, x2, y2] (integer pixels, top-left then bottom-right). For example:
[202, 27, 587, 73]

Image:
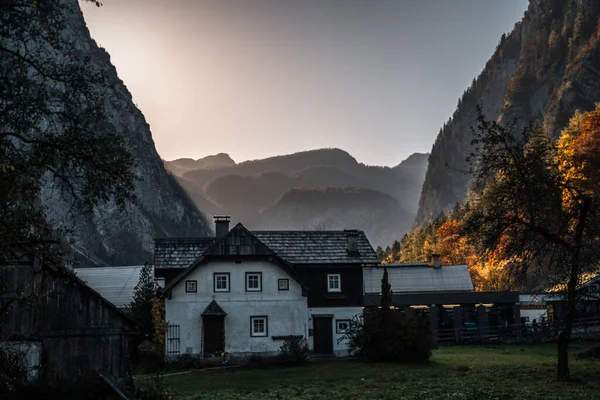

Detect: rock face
[45, 1, 211, 265]
[416, 0, 600, 225]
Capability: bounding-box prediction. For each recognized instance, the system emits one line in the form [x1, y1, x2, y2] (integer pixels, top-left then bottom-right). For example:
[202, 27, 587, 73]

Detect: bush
[134, 375, 175, 400]
[342, 311, 434, 363]
[136, 340, 165, 373]
[166, 354, 205, 371]
[278, 337, 309, 364]
[0, 346, 28, 398]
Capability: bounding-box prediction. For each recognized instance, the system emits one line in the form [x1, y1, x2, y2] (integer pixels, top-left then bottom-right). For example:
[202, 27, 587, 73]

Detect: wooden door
[203, 317, 225, 356]
[313, 317, 333, 354]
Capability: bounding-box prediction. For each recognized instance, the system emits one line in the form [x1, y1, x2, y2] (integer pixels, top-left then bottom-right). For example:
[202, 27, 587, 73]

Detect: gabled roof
[75, 265, 147, 308]
[154, 237, 215, 269]
[364, 264, 474, 294]
[253, 230, 378, 265]
[154, 228, 379, 268]
[162, 224, 308, 295]
[202, 300, 227, 316]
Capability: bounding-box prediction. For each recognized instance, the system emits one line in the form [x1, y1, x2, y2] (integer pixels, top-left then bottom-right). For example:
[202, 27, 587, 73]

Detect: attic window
[185, 280, 197, 293]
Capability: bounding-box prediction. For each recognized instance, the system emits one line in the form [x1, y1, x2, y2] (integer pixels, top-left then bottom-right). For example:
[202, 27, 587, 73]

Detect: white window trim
[336, 319, 350, 334]
[327, 274, 341, 292]
[185, 280, 197, 293]
[250, 316, 268, 337]
[278, 278, 289, 291]
[245, 272, 262, 292]
[214, 273, 230, 292]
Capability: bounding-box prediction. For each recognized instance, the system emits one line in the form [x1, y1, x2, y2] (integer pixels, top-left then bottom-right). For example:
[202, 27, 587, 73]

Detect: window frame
[278, 278, 289, 291]
[185, 280, 197, 293]
[327, 273, 341, 292]
[250, 315, 268, 337]
[336, 319, 350, 334]
[213, 272, 230, 293]
[245, 272, 263, 292]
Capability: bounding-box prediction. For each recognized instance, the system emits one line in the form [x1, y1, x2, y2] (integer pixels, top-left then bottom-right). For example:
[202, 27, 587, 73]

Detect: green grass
[162, 343, 600, 400]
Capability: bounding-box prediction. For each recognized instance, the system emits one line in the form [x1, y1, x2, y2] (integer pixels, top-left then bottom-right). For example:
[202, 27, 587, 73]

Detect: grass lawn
[162, 343, 600, 400]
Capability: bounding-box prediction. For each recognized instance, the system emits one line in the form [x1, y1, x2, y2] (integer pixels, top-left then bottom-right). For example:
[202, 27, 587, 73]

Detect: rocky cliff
[416, 0, 600, 225]
[45, 1, 211, 265]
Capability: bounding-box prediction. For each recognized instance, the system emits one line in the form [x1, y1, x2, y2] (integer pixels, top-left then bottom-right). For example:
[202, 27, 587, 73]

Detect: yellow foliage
[151, 298, 168, 346]
[556, 103, 600, 210]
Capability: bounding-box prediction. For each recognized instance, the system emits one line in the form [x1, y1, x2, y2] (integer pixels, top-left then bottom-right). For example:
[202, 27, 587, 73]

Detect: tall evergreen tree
[129, 263, 157, 337]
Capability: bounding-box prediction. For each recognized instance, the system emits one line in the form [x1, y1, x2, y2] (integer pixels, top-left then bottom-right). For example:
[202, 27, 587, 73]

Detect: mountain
[43, 1, 211, 265]
[416, 0, 600, 225]
[261, 187, 413, 247]
[165, 149, 429, 247]
[166, 153, 236, 176]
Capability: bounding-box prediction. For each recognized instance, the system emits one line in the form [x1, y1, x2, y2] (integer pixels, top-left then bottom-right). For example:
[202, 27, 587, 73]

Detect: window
[336, 319, 350, 334]
[185, 280, 197, 293]
[327, 274, 341, 292]
[245, 272, 262, 292]
[278, 278, 289, 291]
[214, 273, 230, 292]
[250, 316, 268, 337]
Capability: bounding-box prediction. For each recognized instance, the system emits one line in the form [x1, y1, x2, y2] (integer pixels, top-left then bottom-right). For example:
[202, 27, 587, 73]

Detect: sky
[81, 0, 528, 167]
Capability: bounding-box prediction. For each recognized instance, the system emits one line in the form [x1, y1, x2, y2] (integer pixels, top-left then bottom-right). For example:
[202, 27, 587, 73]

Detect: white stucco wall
[308, 307, 363, 356]
[165, 260, 309, 357]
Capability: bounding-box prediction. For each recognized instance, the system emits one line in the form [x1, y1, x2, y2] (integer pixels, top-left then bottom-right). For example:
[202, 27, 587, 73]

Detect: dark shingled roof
[253, 230, 378, 265]
[154, 237, 215, 269]
[202, 299, 227, 316]
[154, 227, 379, 269]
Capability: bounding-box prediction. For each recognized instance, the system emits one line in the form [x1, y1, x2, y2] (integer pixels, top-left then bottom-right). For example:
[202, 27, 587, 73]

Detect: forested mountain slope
[417, 0, 600, 225]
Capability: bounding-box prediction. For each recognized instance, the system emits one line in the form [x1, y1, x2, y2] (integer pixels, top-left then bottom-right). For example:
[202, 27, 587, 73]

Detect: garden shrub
[342, 311, 434, 363]
[278, 337, 309, 364]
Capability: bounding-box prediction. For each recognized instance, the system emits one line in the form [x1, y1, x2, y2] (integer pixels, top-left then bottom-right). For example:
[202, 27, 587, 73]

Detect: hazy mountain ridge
[416, 0, 600, 225]
[42, 1, 211, 265]
[165, 149, 429, 246]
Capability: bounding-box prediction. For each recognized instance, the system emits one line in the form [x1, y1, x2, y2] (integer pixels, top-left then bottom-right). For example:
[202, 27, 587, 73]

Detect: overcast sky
[82, 0, 528, 167]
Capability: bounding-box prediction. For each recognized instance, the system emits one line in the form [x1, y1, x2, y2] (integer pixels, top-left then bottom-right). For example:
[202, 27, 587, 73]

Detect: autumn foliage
[387, 105, 600, 296]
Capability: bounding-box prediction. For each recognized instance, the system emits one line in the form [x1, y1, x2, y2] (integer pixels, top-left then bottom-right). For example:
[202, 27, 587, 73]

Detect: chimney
[344, 229, 359, 255]
[429, 254, 441, 269]
[214, 215, 230, 240]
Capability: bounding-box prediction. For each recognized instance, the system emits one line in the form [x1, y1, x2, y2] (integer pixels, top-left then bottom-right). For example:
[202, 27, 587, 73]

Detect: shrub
[342, 311, 434, 363]
[137, 340, 165, 372]
[134, 374, 175, 400]
[166, 354, 205, 371]
[278, 337, 309, 364]
[0, 346, 28, 397]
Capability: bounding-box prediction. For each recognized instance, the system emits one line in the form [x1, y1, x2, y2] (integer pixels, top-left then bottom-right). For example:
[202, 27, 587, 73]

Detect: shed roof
[363, 264, 474, 294]
[75, 265, 147, 308]
[253, 230, 378, 265]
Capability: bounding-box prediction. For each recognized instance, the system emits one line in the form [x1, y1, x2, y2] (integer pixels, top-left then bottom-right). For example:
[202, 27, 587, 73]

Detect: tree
[0, 0, 135, 263]
[463, 108, 600, 380]
[129, 263, 158, 337]
[380, 266, 392, 322]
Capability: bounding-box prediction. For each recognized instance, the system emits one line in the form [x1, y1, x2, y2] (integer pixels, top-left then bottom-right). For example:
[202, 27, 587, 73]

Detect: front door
[313, 316, 333, 354]
[203, 316, 225, 356]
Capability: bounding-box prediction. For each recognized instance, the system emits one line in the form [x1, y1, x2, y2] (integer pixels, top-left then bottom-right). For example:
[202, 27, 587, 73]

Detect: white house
[156, 216, 380, 359]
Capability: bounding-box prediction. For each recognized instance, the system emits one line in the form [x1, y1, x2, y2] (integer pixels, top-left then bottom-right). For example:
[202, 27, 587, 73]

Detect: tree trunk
[557, 198, 591, 380]
[557, 270, 578, 380]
